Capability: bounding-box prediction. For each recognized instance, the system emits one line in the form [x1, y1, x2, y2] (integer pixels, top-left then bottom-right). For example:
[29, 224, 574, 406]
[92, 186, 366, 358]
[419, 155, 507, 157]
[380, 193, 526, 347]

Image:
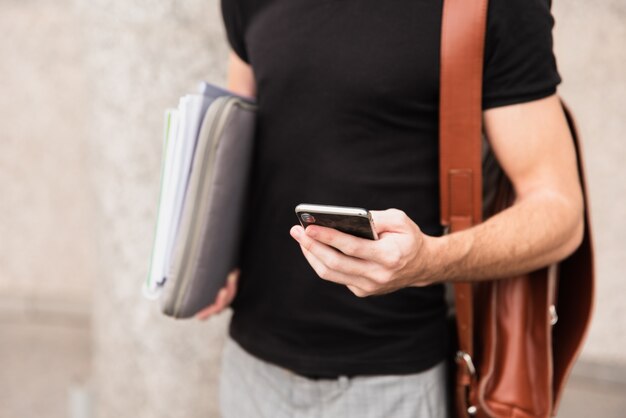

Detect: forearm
[423, 189, 584, 283]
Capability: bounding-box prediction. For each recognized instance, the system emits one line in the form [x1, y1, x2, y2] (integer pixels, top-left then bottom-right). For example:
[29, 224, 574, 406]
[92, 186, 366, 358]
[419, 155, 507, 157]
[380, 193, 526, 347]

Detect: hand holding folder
[144, 82, 256, 319]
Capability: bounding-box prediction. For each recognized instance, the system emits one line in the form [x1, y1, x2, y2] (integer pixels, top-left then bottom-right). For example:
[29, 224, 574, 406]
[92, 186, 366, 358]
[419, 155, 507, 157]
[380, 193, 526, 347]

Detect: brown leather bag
[438, 0, 595, 417]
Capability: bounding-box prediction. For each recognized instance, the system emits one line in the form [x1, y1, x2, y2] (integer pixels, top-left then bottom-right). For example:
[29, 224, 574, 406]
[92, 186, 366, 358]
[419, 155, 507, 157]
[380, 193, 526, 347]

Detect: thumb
[369, 209, 410, 234]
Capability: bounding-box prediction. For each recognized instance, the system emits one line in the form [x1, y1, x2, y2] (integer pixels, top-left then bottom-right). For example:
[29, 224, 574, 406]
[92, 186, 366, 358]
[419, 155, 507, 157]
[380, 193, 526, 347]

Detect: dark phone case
[297, 212, 377, 240]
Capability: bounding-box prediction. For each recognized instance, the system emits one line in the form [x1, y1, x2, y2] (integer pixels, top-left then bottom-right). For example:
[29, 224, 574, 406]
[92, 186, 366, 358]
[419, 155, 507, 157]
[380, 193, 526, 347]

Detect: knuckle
[383, 252, 402, 268]
[372, 245, 386, 262]
[375, 270, 393, 285]
[326, 256, 341, 270]
[384, 270, 395, 282]
[362, 281, 378, 294]
[317, 265, 330, 280]
[390, 208, 406, 219]
[364, 270, 380, 283]
[398, 209, 411, 225]
[343, 242, 357, 256]
[351, 287, 368, 298]
[370, 274, 383, 285]
[321, 230, 333, 243]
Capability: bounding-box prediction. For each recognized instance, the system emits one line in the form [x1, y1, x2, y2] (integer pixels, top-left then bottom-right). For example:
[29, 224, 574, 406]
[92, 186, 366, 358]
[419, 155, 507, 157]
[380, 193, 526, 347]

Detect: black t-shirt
[220, 0, 560, 378]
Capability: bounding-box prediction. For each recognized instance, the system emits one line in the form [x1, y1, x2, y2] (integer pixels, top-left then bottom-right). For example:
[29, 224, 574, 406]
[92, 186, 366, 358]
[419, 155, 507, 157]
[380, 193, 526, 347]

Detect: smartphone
[295, 203, 378, 240]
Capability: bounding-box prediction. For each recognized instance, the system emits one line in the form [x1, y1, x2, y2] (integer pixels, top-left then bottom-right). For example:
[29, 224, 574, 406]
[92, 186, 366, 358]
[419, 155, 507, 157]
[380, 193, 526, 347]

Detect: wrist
[412, 233, 449, 285]
[415, 229, 473, 284]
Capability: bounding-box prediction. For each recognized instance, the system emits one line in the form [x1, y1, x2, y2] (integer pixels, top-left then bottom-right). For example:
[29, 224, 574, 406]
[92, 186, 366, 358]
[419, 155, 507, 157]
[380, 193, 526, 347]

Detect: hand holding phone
[291, 205, 434, 297]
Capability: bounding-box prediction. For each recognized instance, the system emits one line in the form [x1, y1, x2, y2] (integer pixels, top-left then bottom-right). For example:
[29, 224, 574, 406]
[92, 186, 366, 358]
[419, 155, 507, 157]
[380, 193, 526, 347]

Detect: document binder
[144, 83, 256, 319]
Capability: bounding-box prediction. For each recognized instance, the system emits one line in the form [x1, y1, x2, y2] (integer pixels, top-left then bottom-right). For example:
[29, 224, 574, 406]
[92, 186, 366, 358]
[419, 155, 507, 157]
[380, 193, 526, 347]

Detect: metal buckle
[456, 350, 476, 376]
[549, 305, 559, 326]
[456, 351, 478, 416]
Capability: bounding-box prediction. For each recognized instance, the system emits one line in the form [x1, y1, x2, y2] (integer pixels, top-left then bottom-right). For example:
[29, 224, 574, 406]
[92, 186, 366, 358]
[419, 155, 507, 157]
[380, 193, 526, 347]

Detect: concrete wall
[0, 0, 95, 315]
[0, 0, 624, 417]
[75, 1, 230, 417]
[552, 0, 626, 366]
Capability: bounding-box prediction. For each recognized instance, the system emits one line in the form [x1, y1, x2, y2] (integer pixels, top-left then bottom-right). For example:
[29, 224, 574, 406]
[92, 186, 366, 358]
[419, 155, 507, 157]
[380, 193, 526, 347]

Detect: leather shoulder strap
[439, 0, 489, 393]
[440, 0, 488, 231]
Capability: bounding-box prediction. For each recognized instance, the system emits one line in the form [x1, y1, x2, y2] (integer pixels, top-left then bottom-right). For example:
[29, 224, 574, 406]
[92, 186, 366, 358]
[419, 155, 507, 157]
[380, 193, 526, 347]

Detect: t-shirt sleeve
[482, 0, 561, 109]
[220, 0, 249, 63]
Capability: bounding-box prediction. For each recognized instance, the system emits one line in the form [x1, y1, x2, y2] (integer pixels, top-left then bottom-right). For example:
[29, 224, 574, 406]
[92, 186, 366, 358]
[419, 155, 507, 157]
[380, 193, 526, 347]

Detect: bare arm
[290, 95, 585, 295]
[226, 51, 256, 98]
[425, 94, 584, 281]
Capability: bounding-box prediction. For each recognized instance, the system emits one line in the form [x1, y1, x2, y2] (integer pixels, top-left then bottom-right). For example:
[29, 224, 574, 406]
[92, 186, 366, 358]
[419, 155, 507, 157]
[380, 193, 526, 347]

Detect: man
[199, 0, 584, 416]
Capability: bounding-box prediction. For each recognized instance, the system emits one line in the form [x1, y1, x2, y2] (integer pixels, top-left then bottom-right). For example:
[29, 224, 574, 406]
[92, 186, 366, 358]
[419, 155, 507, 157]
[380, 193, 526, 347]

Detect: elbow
[553, 200, 585, 262]
[560, 213, 584, 260]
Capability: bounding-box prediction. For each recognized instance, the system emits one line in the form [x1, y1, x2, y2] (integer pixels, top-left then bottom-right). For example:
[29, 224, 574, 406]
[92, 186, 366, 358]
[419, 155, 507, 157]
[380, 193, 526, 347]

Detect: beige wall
[75, 1, 231, 416]
[553, 0, 626, 365]
[0, 0, 624, 416]
[0, 0, 95, 313]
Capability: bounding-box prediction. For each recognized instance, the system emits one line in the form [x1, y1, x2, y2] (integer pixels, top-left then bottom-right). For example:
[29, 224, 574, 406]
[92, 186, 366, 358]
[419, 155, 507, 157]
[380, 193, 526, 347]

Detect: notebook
[144, 83, 256, 318]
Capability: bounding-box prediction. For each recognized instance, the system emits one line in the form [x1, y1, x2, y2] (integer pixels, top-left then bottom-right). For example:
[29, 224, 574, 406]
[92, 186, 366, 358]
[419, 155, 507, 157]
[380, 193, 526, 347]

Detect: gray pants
[219, 338, 448, 418]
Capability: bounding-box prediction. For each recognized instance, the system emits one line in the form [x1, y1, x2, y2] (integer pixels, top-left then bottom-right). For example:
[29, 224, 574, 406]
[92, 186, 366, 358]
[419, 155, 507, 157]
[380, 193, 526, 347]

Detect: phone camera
[301, 213, 316, 223]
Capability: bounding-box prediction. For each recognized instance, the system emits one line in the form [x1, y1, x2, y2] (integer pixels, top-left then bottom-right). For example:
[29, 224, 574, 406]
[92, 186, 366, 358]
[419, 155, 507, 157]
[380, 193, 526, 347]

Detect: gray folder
[161, 88, 256, 318]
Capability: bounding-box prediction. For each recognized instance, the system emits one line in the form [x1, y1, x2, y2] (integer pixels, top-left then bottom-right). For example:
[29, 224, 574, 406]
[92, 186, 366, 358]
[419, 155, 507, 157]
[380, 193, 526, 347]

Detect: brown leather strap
[440, 0, 488, 231]
[439, 0, 489, 414]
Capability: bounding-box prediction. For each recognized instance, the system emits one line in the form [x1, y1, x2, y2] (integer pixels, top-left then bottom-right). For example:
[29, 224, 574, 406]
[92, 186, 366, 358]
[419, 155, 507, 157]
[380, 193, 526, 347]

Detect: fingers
[302, 224, 381, 261]
[299, 246, 365, 286]
[196, 269, 240, 321]
[299, 224, 407, 270]
[224, 269, 239, 306]
[291, 226, 373, 278]
[292, 226, 384, 294]
[195, 288, 228, 320]
[301, 247, 376, 297]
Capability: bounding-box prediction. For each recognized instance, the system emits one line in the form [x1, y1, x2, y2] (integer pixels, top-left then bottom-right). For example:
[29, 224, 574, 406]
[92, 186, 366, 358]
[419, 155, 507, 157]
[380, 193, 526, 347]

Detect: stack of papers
[143, 82, 236, 299]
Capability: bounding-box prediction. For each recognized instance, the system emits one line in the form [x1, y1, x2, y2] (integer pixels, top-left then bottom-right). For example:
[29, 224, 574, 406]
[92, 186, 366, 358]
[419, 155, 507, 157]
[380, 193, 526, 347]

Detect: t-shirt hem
[482, 84, 559, 110]
[229, 325, 447, 379]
